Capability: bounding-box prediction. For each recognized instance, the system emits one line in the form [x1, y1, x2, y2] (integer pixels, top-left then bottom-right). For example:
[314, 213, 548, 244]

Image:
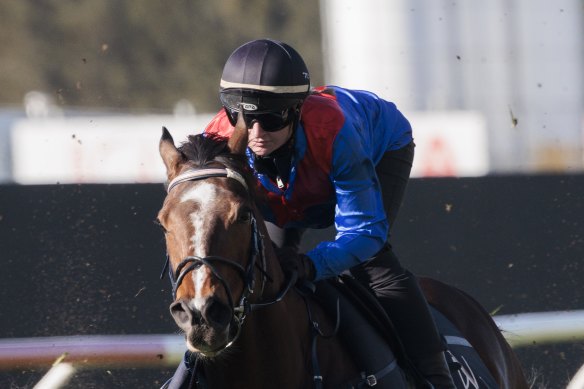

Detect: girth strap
[338, 360, 399, 388]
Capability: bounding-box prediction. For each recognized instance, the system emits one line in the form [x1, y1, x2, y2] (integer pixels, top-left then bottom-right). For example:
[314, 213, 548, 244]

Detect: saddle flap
[312, 276, 413, 385]
[336, 275, 408, 359]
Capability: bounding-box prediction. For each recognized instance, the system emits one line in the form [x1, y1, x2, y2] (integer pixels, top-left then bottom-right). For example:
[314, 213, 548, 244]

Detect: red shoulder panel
[300, 93, 345, 175]
[204, 110, 234, 137]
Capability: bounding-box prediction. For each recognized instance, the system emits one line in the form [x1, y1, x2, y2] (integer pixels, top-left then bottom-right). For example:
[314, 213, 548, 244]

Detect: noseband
[161, 166, 297, 351]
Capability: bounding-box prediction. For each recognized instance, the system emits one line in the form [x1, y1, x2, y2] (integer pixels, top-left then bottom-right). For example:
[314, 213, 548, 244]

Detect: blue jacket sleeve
[306, 124, 389, 280]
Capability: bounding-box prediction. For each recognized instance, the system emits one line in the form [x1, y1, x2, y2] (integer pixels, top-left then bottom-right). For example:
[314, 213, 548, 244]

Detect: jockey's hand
[276, 246, 316, 281]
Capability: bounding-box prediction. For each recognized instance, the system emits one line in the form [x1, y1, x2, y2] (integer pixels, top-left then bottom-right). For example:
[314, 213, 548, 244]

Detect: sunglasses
[224, 107, 294, 132]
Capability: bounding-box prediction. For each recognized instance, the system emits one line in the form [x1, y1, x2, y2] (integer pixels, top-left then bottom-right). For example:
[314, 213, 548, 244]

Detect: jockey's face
[248, 121, 293, 156]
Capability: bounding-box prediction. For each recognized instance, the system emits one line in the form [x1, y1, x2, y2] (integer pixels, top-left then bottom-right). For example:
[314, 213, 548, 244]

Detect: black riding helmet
[220, 39, 310, 127]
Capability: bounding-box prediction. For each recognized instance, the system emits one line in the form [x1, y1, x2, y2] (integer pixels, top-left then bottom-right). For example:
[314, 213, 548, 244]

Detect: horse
[156, 114, 529, 388]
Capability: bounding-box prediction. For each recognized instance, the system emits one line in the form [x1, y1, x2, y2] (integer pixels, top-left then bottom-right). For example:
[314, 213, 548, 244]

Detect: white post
[33, 362, 76, 389]
[567, 364, 584, 389]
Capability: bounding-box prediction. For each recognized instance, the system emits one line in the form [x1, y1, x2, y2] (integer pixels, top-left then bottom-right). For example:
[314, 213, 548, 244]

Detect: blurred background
[0, 0, 583, 388]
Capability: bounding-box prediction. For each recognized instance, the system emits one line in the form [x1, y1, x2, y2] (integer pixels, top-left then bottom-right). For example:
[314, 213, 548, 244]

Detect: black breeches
[350, 246, 444, 358]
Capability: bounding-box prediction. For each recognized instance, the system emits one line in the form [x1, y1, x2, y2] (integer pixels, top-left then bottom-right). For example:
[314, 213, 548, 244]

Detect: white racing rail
[0, 334, 185, 370]
[493, 310, 584, 347]
[0, 334, 185, 389]
[1, 311, 584, 387]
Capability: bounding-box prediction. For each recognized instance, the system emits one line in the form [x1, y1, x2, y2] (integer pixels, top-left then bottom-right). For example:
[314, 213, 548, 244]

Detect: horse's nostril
[203, 298, 232, 328]
[170, 300, 196, 329]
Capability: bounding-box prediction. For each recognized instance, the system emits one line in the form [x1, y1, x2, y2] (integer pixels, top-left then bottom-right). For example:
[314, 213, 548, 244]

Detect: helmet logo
[241, 103, 258, 111]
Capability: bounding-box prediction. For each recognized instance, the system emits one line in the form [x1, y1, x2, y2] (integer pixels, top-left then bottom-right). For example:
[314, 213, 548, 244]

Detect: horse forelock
[177, 133, 256, 199]
[179, 133, 229, 168]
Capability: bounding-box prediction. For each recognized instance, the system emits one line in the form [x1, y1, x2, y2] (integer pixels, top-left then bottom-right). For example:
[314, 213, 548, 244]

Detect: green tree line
[0, 1, 323, 113]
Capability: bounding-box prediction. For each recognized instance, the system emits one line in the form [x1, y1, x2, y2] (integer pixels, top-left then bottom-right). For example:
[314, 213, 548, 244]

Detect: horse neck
[251, 208, 290, 303]
[203, 217, 314, 387]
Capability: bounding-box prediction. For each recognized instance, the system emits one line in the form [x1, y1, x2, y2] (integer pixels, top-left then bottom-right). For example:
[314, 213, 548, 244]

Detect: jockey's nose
[248, 121, 266, 136]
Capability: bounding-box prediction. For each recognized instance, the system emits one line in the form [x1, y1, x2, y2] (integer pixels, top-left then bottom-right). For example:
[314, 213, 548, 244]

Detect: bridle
[160, 166, 297, 351]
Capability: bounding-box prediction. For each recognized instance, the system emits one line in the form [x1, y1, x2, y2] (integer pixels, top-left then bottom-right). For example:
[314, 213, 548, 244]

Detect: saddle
[313, 275, 500, 389]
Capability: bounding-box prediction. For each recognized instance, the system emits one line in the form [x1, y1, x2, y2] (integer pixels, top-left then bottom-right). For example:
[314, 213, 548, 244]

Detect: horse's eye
[238, 209, 252, 223]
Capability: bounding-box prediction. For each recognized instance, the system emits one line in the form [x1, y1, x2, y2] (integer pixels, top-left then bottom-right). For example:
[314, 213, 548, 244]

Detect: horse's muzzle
[170, 297, 233, 352]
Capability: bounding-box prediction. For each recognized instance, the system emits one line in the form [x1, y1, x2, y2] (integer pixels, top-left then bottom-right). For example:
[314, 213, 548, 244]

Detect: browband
[167, 168, 248, 193]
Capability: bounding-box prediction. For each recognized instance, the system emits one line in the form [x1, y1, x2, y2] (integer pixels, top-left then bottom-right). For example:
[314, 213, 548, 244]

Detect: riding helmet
[219, 39, 310, 113]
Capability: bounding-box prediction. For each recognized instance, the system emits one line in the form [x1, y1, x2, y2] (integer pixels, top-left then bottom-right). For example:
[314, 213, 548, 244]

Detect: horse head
[158, 117, 256, 355]
[157, 114, 287, 357]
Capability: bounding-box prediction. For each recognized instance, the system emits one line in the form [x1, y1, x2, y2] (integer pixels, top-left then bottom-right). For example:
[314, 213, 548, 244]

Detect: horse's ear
[227, 109, 248, 155]
[159, 127, 184, 179]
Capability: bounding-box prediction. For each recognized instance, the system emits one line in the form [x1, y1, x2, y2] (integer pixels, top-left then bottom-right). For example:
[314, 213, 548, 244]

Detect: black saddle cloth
[431, 306, 499, 388]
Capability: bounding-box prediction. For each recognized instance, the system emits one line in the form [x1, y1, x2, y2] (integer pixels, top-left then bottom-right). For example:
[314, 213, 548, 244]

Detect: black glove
[276, 246, 316, 281]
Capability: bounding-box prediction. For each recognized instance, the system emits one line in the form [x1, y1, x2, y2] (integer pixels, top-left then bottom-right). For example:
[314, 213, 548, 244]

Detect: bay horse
[156, 115, 528, 388]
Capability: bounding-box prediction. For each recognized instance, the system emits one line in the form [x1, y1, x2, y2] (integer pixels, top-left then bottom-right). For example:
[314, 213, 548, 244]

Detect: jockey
[205, 38, 455, 388]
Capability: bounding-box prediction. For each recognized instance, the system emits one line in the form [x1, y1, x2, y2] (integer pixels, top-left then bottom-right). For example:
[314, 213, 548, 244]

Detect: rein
[161, 167, 297, 352]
